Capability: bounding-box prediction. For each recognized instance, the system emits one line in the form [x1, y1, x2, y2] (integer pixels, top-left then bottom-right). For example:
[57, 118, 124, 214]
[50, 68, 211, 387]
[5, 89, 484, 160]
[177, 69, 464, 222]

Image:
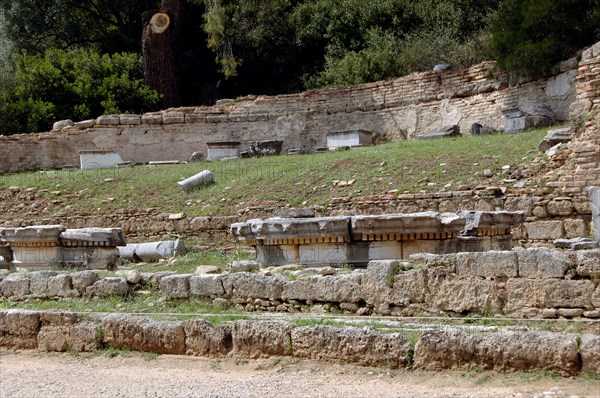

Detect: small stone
[212, 298, 229, 309]
[483, 169, 494, 178]
[169, 212, 185, 220]
[195, 265, 221, 275]
[556, 308, 584, 318]
[320, 267, 336, 276]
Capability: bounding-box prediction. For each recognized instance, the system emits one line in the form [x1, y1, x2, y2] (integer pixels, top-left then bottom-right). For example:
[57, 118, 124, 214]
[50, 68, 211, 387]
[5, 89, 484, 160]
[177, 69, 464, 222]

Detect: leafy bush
[0, 48, 161, 135]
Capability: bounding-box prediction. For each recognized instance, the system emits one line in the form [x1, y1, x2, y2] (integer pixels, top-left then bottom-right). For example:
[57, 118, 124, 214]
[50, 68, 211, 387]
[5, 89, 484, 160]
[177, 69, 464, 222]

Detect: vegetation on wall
[0, 0, 598, 135]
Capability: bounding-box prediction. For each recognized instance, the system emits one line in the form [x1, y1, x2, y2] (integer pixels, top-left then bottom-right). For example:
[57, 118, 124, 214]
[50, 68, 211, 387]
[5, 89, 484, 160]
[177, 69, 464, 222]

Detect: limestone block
[517, 247, 571, 278]
[351, 212, 465, 237]
[48, 274, 77, 297]
[38, 321, 101, 352]
[432, 277, 501, 314]
[414, 330, 580, 376]
[576, 249, 600, 277]
[547, 199, 575, 216]
[524, 220, 564, 240]
[291, 326, 411, 368]
[29, 271, 58, 298]
[505, 279, 595, 312]
[456, 251, 518, 278]
[362, 260, 397, 307]
[0, 274, 30, 299]
[563, 218, 588, 238]
[141, 113, 163, 124]
[71, 270, 99, 292]
[144, 271, 177, 288]
[189, 275, 226, 297]
[96, 115, 120, 125]
[417, 125, 460, 140]
[184, 319, 231, 356]
[282, 274, 363, 303]
[60, 227, 125, 247]
[88, 277, 128, 297]
[593, 285, 600, 308]
[158, 274, 191, 299]
[408, 253, 456, 274]
[0, 309, 40, 349]
[73, 119, 96, 129]
[230, 320, 292, 358]
[391, 269, 430, 306]
[224, 272, 286, 300]
[119, 114, 141, 125]
[580, 334, 600, 373]
[590, 186, 600, 241]
[162, 111, 185, 124]
[52, 119, 74, 131]
[102, 314, 185, 354]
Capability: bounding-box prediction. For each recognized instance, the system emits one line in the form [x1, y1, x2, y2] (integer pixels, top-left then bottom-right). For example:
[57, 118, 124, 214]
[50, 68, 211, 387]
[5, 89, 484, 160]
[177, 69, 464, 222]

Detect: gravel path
[1, 350, 598, 398]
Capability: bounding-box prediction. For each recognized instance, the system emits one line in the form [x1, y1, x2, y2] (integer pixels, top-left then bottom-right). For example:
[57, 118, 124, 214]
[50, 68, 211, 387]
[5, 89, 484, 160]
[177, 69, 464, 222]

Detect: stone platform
[231, 211, 525, 266]
[0, 226, 125, 270]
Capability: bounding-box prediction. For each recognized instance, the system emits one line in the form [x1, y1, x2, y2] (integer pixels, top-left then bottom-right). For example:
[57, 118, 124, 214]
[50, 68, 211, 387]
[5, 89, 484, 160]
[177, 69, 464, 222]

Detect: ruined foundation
[231, 211, 524, 266]
[0, 226, 125, 271]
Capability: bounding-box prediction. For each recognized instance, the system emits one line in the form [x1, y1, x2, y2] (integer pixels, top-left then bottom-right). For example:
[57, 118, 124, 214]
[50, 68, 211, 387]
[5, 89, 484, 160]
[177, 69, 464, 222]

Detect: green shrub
[0, 48, 161, 135]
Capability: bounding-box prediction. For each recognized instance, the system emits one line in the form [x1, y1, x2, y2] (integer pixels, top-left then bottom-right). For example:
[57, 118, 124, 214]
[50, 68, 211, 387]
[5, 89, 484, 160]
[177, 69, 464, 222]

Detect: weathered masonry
[0, 52, 582, 173]
[0, 226, 125, 270]
[231, 211, 524, 266]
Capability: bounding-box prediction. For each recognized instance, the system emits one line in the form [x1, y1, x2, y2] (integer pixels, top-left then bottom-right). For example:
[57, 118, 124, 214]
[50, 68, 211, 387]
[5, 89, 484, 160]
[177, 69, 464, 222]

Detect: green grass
[0, 128, 551, 221]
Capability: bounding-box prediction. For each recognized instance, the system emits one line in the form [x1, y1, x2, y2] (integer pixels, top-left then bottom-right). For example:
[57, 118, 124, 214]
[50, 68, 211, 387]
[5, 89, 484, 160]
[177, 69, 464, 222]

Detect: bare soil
[1, 350, 598, 398]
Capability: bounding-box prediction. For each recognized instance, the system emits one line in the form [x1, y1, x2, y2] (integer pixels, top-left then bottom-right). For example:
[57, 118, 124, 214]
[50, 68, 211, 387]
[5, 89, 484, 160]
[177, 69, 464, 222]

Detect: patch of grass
[104, 346, 132, 358]
[144, 352, 159, 361]
[0, 127, 551, 220]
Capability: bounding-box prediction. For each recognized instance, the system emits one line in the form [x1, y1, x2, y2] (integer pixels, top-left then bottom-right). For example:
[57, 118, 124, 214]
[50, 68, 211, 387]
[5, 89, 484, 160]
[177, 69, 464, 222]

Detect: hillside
[0, 128, 553, 221]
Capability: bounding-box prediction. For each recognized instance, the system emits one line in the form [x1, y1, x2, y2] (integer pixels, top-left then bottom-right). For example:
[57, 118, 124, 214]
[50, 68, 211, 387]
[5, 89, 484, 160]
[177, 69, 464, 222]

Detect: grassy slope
[0, 128, 551, 221]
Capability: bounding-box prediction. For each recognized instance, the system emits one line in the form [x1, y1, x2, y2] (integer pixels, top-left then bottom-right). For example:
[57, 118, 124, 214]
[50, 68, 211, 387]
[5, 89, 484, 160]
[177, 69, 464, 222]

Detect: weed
[144, 352, 159, 361]
[67, 349, 79, 357]
[210, 359, 221, 370]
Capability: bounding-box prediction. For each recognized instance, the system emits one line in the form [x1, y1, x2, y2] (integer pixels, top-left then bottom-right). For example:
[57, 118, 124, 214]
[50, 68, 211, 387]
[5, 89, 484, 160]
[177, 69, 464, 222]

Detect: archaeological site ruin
[1, 41, 599, 377]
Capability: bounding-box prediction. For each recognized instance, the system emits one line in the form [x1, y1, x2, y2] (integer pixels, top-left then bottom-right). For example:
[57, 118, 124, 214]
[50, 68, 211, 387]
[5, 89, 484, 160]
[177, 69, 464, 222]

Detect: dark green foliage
[490, 0, 600, 78]
[0, 49, 161, 135]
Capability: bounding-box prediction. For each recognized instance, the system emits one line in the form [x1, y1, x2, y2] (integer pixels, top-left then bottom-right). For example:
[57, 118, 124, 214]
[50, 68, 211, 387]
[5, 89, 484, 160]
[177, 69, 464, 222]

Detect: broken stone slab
[417, 125, 460, 140]
[178, 170, 214, 191]
[0, 225, 64, 244]
[226, 260, 260, 273]
[118, 239, 186, 262]
[554, 237, 599, 250]
[248, 140, 283, 157]
[52, 119, 74, 131]
[79, 150, 123, 170]
[0, 226, 64, 270]
[326, 130, 373, 149]
[538, 127, 572, 152]
[96, 115, 120, 125]
[59, 228, 126, 247]
[351, 212, 465, 238]
[206, 141, 240, 160]
[590, 186, 600, 241]
[149, 160, 180, 165]
[273, 208, 316, 219]
[231, 216, 351, 242]
[458, 211, 525, 236]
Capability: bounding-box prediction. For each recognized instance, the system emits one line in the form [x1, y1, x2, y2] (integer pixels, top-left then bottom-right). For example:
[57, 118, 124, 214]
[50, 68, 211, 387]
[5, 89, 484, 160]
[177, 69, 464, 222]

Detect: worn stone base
[1, 310, 598, 375]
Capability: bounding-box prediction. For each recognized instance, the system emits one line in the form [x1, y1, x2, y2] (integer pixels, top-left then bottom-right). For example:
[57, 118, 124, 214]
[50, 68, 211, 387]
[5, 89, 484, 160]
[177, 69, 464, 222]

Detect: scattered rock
[320, 267, 337, 276]
[195, 265, 221, 275]
[226, 260, 260, 273]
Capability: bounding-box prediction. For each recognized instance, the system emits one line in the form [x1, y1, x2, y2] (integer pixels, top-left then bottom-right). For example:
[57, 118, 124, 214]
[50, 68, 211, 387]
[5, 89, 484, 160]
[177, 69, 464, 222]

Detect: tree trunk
[142, 0, 181, 109]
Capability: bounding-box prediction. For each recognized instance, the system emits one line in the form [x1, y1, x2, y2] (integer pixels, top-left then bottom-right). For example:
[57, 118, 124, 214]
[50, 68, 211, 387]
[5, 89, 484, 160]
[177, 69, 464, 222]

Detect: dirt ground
[1, 350, 598, 398]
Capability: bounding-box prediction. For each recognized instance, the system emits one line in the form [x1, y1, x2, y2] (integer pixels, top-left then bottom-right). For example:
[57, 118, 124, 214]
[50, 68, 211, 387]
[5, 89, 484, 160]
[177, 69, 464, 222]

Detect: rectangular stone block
[189, 275, 226, 297]
[518, 248, 571, 278]
[524, 220, 564, 240]
[505, 279, 595, 312]
[456, 251, 518, 278]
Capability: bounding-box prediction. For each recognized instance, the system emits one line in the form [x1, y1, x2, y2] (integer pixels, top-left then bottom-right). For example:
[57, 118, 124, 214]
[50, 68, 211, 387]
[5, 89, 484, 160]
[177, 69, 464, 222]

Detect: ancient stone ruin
[0, 226, 125, 271]
[231, 211, 524, 266]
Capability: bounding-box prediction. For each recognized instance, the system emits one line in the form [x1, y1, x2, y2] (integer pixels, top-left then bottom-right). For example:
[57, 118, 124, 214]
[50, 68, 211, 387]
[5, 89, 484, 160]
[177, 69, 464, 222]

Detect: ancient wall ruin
[0, 57, 580, 173]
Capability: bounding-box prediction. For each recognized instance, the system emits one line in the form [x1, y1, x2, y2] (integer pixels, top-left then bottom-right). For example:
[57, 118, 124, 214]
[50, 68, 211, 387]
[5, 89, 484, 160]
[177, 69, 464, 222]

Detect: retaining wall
[0, 309, 598, 375]
[0, 188, 591, 245]
[2, 248, 598, 319]
[0, 57, 579, 173]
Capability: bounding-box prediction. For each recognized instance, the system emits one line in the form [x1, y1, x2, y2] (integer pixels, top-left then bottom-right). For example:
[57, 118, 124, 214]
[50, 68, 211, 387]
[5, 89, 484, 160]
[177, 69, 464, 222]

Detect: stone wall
[0, 58, 579, 173]
[0, 309, 598, 374]
[0, 188, 591, 245]
[558, 42, 600, 197]
[2, 248, 598, 320]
